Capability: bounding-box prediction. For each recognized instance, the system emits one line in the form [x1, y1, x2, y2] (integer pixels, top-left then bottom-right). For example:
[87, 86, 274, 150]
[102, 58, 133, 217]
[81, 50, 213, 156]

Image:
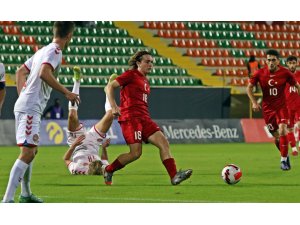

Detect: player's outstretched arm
[63, 135, 85, 166]
[39, 64, 80, 106]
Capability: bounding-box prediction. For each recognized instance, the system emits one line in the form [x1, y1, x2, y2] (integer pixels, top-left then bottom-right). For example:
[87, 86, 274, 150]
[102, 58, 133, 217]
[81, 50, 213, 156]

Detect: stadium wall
[1, 87, 231, 119]
[0, 118, 272, 146]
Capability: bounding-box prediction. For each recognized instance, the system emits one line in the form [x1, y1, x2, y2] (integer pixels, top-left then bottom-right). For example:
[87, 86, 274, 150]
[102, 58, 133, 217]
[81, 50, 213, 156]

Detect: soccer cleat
[73, 66, 82, 82]
[109, 73, 118, 83]
[286, 155, 291, 169]
[101, 165, 113, 185]
[280, 160, 290, 171]
[171, 169, 193, 185]
[292, 147, 298, 156]
[18, 194, 44, 203]
[104, 73, 118, 93]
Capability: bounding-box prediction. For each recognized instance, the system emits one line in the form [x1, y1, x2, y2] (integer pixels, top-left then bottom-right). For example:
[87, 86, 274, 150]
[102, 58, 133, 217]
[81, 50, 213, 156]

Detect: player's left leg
[147, 130, 192, 185]
[296, 121, 300, 148]
[287, 110, 298, 156]
[278, 123, 290, 170]
[68, 67, 82, 132]
[287, 127, 298, 156]
[94, 110, 114, 134]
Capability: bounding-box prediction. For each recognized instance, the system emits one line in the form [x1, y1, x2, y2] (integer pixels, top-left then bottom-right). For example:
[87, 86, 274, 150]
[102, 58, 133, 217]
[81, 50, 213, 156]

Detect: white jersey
[14, 43, 62, 115]
[68, 153, 109, 175]
[67, 125, 109, 175]
[0, 63, 5, 82]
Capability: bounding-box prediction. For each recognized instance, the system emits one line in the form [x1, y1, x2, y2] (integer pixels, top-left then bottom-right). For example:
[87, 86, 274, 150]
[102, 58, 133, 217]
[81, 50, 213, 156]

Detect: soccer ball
[221, 164, 242, 185]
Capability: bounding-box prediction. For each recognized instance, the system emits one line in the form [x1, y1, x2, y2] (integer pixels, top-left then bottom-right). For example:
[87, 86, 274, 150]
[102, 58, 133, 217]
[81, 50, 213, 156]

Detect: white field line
[39, 195, 226, 203]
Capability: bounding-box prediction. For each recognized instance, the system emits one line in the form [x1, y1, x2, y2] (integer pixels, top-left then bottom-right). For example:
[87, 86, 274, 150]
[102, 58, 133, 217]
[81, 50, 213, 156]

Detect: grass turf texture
[0, 143, 300, 203]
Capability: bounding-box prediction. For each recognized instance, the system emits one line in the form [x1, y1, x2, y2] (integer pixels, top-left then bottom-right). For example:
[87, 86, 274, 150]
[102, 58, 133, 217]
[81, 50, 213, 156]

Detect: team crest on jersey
[97, 138, 103, 142]
[55, 47, 61, 54]
[33, 134, 39, 144]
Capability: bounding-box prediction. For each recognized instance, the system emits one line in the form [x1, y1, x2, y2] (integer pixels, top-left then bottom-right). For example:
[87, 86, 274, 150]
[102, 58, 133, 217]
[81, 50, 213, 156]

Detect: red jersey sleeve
[116, 70, 134, 87]
[249, 69, 260, 85]
[286, 70, 297, 86]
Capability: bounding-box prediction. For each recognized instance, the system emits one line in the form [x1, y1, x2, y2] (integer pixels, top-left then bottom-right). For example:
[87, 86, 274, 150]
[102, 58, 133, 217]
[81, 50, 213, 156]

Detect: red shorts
[119, 117, 161, 144]
[263, 107, 289, 133]
[288, 108, 300, 128]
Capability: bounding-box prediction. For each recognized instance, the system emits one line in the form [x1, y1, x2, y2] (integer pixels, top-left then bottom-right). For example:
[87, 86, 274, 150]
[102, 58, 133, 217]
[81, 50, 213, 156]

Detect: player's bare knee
[278, 128, 287, 136]
[20, 149, 35, 163]
[131, 150, 142, 160]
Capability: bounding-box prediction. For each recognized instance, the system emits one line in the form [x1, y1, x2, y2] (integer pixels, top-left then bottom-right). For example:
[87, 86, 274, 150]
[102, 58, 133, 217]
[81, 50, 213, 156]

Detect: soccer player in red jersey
[247, 49, 300, 170]
[103, 50, 192, 185]
[285, 55, 300, 155]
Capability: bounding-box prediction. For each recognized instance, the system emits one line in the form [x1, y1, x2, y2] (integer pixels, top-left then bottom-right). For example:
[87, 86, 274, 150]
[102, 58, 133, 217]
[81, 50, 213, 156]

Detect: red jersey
[250, 66, 297, 113]
[116, 69, 150, 121]
[285, 71, 300, 110]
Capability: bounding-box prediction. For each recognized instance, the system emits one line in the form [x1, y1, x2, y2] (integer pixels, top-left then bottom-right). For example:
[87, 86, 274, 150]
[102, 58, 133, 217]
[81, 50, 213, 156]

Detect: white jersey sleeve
[42, 45, 61, 71]
[0, 63, 5, 82]
[14, 43, 62, 115]
[24, 56, 34, 72]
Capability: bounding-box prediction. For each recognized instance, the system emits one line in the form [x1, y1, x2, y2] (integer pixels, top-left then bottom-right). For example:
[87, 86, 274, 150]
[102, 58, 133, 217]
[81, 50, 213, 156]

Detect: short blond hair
[87, 160, 103, 175]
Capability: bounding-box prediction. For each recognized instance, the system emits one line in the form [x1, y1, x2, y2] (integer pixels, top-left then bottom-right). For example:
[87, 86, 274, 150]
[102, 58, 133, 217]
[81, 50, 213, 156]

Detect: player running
[63, 67, 117, 175]
[104, 50, 192, 185]
[285, 55, 300, 156]
[247, 49, 300, 171]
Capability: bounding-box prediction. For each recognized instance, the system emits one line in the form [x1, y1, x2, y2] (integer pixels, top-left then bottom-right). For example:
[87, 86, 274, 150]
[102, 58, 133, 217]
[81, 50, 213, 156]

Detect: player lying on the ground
[64, 135, 111, 175]
[63, 67, 117, 175]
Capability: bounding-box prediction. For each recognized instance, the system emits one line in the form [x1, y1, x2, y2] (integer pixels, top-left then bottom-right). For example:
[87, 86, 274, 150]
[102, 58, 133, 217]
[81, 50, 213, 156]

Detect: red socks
[106, 159, 124, 173]
[279, 135, 289, 157]
[163, 158, 177, 179]
[274, 138, 280, 151]
[287, 132, 296, 148]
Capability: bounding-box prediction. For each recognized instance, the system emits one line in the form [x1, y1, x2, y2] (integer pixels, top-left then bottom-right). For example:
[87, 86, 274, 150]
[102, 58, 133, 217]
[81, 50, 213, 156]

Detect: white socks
[105, 95, 112, 112]
[21, 162, 33, 197]
[281, 157, 287, 162]
[2, 159, 29, 202]
[69, 80, 80, 110]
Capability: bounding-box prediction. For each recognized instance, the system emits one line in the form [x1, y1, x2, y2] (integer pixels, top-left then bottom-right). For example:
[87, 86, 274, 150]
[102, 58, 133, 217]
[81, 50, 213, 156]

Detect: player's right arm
[101, 138, 110, 161]
[63, 134, 85, 167]
[15, 65, 30, 95]
[39, 64, 80, 105]
[106, 80, 121, 117]
[246, 83, 261, 112]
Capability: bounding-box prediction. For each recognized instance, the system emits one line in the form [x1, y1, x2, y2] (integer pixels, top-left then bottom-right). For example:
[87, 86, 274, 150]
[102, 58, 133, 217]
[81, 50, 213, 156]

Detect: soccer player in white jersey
[0, 62, 6, 117]
[63, 67, 117, 175]
[1, 22, 80, 203]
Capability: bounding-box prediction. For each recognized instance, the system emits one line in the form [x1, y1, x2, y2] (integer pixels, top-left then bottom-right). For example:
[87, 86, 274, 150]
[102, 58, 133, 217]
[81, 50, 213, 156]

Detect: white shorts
[68, 125, 106, 153]
[15, 112, 41, 147]
[66, 123, 86, 147]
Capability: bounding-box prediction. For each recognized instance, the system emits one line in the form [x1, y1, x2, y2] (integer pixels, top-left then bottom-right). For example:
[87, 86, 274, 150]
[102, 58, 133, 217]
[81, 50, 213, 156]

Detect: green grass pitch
[1, 143, 300, 203]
